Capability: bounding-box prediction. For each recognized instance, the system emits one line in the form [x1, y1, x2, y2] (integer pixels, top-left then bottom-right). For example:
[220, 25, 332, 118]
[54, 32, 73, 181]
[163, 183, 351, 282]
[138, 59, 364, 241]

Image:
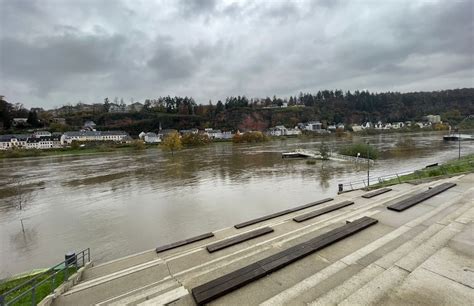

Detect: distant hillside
[1, 88, 473, 135]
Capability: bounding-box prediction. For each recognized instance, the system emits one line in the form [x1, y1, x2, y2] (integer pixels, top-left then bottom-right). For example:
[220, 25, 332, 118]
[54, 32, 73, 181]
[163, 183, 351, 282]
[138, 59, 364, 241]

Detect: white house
[139, 132, 161, 143]
[425, 115, 441, 124]
[61, 130, 129, 145]
[351, 124, 363, 132]
[83, 120, 97, 131]
[268, 125, 287, 136]
[12, 118, 28, 127]
[286, 127, 302, 136]
[302, 121, 322, 131]
[179, 129, 199, 135]
[0, 135, 28, 150]
[204, 129, 233, 140]
[392, 122, 405, 129]
[267, 125, 301, 137]
[415, 122, 431, 129]
[26, 135, 62, 149]
[33, 131, 52, 138]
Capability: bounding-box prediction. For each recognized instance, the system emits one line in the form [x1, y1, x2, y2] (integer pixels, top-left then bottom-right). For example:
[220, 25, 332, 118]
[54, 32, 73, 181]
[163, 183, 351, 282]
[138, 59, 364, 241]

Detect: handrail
[339, 159, 473, 191]
[0, 248, 90, 306]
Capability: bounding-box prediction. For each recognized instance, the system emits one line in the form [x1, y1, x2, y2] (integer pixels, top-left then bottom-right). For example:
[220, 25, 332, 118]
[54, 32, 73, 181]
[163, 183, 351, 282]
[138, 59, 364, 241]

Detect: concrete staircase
[52, 174, 473, 305]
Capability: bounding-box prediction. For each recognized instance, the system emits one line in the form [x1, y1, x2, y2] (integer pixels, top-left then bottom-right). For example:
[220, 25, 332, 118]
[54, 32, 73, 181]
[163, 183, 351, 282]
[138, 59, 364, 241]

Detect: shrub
[339, 143, 379, 159]
[181, 133, 211, 146]
[232, 131, 269, 143]
[131, 139, 146, 150]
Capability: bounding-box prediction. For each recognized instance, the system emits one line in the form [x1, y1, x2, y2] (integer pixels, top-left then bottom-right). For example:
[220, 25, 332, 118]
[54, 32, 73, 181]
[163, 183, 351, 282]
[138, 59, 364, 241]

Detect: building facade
[61, 131, 129, 145]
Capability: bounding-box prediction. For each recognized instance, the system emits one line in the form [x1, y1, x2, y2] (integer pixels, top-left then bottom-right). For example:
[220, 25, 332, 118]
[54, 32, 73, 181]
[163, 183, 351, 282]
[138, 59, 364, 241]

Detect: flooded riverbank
[1, 131, 473, 278]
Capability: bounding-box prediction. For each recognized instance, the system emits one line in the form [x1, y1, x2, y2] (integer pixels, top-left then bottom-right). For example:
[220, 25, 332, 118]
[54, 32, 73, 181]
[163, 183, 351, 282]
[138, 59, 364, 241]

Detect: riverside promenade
[52, 174, 473, 305]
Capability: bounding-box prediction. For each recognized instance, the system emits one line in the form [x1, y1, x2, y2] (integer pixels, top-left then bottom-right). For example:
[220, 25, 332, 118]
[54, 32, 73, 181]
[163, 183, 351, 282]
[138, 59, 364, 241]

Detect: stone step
[261, 186, 472, 305]
[136, 286, 188, 306]
[338, 206, 473, 306]
[376, 245, 474, 305]
[96, 278, 181, 305]
[54, 259, 171, 305]
[308, 187, 473, 305]
[82, 249, 157, 282]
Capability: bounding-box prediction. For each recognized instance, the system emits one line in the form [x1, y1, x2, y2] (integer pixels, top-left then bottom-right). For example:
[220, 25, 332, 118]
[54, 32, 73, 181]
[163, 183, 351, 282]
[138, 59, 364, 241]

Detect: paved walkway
[53, 173, 474, 305]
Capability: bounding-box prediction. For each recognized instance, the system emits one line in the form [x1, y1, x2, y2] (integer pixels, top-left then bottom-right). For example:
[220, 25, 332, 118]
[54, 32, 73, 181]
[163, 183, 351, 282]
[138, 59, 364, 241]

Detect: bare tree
[8, 177, 36, 232]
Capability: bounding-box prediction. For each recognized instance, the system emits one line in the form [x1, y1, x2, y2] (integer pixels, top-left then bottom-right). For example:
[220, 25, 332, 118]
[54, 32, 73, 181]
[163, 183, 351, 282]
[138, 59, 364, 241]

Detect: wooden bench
[156, 232, 214, 253]
[387, 182, 456, 212]
[293, 200, 354, 222]
[362, 188, 392, 198]
[206, 227, 274, 253]
[191, 216, 378, 305]
[234, 198, 333, 229]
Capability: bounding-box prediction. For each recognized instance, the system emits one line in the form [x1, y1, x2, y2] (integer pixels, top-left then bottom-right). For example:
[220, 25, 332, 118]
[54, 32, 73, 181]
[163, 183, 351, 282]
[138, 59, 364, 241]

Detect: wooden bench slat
[362, 188, 392, 198]
[206, 227, 274, 253]
[234, 210, 293, 229]
[234, 198, 333, 229]
[193, 265, 266, 303]
[387, 182, 456, 212]
[192, 216, 378, 305]
[290, 198, 334, 211]
[156, 232, 214, 253]
[293, 200, 354, 222]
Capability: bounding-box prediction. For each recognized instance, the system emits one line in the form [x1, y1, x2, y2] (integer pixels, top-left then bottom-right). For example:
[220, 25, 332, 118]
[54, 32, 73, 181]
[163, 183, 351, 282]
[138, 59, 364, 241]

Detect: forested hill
[1, 88, 473, 135]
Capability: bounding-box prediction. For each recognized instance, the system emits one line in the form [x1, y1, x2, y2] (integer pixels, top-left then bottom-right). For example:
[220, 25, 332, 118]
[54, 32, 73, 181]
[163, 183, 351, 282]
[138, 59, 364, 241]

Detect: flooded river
[0, 131, 473, 278]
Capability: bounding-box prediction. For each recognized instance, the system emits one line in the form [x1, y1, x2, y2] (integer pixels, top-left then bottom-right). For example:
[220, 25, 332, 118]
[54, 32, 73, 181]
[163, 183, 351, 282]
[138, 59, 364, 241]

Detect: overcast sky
[0, 0, 473, 108]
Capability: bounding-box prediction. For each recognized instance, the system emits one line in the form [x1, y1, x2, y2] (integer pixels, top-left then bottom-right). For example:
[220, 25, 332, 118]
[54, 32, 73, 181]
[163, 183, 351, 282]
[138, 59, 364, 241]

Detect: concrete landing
[51, 173, 474, 306]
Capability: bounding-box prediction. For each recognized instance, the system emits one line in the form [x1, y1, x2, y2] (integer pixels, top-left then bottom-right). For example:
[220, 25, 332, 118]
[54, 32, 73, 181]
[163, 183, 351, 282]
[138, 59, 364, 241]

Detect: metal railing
[330, 152, 375, 164]
[339, 159, 474, 191]
[0, 248, 90, 306]
[340, 170, 415, 191]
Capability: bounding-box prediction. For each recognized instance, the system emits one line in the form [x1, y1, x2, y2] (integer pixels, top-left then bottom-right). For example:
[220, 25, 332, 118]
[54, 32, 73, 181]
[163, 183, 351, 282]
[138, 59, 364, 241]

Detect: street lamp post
[458, 127, 461, 160]
[367, 142, 370, 188]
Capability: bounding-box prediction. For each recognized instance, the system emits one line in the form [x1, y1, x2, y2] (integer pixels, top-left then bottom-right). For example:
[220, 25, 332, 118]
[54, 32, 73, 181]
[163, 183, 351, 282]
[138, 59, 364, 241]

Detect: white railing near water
[329, 152, 375, 164]
[283, 149, 375, 164]
[339, 159, 473, 192]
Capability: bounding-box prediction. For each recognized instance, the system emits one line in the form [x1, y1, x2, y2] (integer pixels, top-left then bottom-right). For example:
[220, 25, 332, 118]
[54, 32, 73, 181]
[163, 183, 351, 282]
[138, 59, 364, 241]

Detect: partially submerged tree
[162, 132, 182, 155]
[8, 177, 36, 232]
[319, 142, 330, 160]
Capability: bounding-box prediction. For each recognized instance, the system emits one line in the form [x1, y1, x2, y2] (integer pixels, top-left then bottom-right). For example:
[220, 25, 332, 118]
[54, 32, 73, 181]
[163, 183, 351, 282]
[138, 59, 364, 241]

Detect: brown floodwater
[0, 131, 472, 278]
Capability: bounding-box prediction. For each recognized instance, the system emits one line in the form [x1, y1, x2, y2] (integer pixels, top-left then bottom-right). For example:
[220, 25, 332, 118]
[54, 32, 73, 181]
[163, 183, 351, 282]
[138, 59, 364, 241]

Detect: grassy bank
[0, 267, 77, 305]
[0, 142, 157, 159]
[375, 154, 474, 187]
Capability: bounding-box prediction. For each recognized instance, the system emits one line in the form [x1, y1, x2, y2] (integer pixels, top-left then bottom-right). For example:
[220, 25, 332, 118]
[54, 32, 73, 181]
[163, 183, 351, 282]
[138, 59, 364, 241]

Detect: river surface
[0, 131, 473, 278]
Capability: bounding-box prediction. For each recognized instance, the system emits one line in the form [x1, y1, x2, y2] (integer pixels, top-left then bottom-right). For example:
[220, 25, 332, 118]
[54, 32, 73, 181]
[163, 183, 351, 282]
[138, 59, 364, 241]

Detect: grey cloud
[178, 0, 217, 17]
[1, 32, 126, 92]
[0, 0, 472, 108]
[261, 2, 300, 21]
[147, 38, 216, 81]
